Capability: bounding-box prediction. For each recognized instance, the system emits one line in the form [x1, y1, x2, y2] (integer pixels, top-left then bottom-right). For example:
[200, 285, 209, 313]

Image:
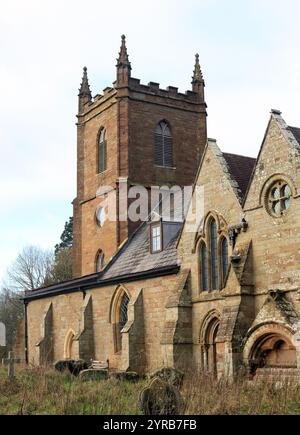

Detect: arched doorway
[243, 324, 298, 379]
[64, 329, 75, 360]
[200, 313, 220, 375]
[249, 333, 297, 377]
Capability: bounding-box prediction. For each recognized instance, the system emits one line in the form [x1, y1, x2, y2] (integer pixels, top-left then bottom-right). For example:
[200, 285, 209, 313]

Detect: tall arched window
[200, 242, 208, 291]
[209, 219, 218, 290]
[111, 287, 130, 352]
[96, 250, 105, 272]
[98, 128, 107, 173]
[119, 293, 130, 331]
[155, 121, 173, 167]
[200, 315, 220, 375]
[220, 237, 229, 286]
[198, 214, 230, 293]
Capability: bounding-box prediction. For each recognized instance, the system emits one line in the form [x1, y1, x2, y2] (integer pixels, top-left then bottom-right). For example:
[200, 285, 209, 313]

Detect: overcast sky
[1, 0, 300, 283]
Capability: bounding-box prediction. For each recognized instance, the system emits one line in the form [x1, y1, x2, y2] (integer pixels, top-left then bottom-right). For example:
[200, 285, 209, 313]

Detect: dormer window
[150, 222, 163, 253]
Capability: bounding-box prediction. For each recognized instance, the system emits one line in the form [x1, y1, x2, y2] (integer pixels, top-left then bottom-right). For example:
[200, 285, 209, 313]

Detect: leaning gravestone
[2, 351, 20, 381]
[150, 367, 184, 388]
[79, 368, 108, 381]
[139, 377, 184, 415]
[0, 322, 6, 360]
[0, 322, 5, 347]
[54, 359, 88, 376]
[110, 371, 139, 382]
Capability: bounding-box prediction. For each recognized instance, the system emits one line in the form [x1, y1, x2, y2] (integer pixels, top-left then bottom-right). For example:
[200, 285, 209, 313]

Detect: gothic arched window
[210, 219, 218, 290]
[96, 250, 105, 272]
[155, 121, 173, 167]
[220, 237, 229, 286]
[98, 128, 107, 173]
[112, 290, 130, 353]
[200, 242, 208, 291]
[119, 293, 130, 331]
[198, 214, 230, 293]
[200, 314, 220, 375]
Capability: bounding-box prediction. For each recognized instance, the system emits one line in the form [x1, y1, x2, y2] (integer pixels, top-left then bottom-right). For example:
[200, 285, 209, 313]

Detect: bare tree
[7, 246, 54, 292]
[0, 287, 23, 351]
[0, 246, 54, 351]
[0, 223, 73, 351]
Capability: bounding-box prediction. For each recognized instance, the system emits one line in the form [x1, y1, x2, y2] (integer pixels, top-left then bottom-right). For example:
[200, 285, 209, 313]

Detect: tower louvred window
[155, 121, 173, 167]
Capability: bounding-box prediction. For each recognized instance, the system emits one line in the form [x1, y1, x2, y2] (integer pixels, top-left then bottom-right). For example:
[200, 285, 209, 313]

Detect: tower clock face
[96, 206, 106, 227]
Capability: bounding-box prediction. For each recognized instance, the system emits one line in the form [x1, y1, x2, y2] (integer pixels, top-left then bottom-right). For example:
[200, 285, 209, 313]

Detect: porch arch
[243, 322, 297, 377]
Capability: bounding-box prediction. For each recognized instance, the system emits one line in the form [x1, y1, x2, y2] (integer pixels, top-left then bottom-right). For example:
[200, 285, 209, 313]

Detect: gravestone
[139, 377, 184, 415]
[110, 371, 139, 382]
[79, 368, 108, 381]
[150, 367, 184, 388]
[0, 322, 6, 360]
[2, 351, 20, 381]
[54, 359, 88, 376]
[0, 322, 5, 347]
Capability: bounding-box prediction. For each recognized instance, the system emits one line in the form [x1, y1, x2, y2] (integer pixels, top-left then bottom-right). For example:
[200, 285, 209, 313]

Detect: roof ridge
[223, 151, 256, 160]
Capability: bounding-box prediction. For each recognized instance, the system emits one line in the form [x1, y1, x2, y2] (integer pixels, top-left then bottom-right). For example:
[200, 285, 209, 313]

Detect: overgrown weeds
[1, 367, 300, 415]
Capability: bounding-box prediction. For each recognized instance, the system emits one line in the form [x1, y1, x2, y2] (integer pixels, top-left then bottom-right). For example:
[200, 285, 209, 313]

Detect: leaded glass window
[221, 237, 229, 286]
[267, 180, 291, 217]
[200, 242, 208, 291]
[119, 293, 129, 331]
[210, 219, 218, 290]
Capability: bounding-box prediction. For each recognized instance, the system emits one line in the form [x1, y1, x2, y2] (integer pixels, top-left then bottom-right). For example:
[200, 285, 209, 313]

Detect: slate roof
[24, 220, 181, 301]
[223, 152, 256, 198]
[102, 221, 181, 279]
[288, 126, 300, 145]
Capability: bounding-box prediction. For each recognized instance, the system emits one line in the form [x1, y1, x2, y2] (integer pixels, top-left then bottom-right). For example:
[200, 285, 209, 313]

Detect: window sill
[154, 165, 177, 170]
[96, 169, 110, 176]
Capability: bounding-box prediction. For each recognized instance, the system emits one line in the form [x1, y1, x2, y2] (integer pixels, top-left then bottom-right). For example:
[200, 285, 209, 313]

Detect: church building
[20, 36, 300, 381]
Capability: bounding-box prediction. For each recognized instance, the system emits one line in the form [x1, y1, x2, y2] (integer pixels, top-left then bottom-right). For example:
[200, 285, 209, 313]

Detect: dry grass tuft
[182, 372, 300, 415]
[1, 366, 300, 415]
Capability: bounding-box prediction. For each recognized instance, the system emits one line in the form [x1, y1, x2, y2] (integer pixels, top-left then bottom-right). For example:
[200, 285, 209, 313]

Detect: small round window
[266, 180, 292, 217]
[96, 206, 106, 227]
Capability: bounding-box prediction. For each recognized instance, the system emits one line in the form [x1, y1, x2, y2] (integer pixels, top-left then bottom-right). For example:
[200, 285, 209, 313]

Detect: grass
[0, 367, 146, 415]
[1, 367, 300, 415]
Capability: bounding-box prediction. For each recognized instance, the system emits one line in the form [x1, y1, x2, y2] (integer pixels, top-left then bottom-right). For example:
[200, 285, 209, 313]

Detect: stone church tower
[72, 35, 207, 278]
